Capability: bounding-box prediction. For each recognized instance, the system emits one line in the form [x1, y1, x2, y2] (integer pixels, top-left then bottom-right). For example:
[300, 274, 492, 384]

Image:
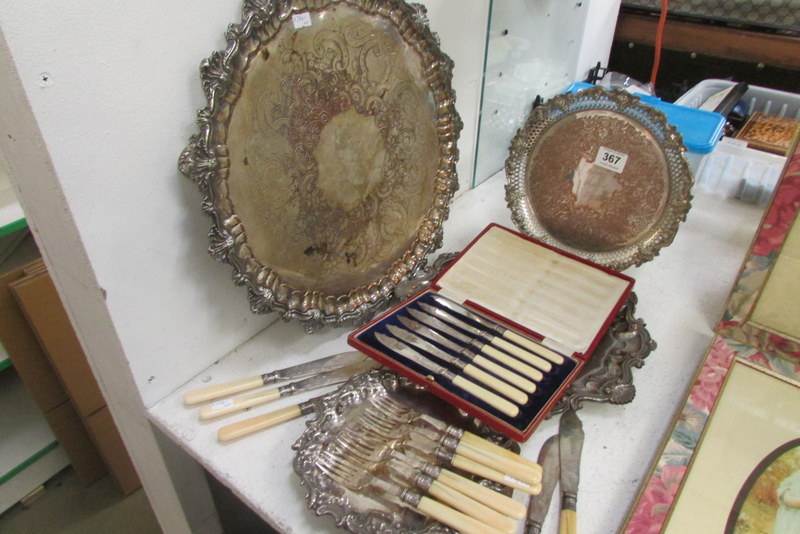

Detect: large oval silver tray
[505, 88, 693, 270]
[292, 369, 517, 533]
[179, 1, 461, 329]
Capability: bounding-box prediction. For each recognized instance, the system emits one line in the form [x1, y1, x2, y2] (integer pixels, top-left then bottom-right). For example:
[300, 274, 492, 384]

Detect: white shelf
[0, 445, 69, 514]
[0, 153, 24, 234]
[0, 371, 68, 513]
[0, 342, 10, 373]
[149, 172, 765, 534]
[0, 372, 58, 479]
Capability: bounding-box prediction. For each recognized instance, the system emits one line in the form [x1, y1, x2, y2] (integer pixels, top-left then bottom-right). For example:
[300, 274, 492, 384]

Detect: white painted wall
[0, 1, 273, 409]
[0, 1, 489, 530]
[0, 1, 489, 410]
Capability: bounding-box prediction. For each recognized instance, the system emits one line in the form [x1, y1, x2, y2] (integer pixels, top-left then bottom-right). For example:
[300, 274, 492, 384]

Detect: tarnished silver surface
[292, 369, 518, 534]
[505, 88, 693, 270]
[553, 293, 656, 414]
[526, 435, 559, 534]
[262, 351, 367, 384]
[394, 252, 460, 300]
[179, 1, 461, 331]
[557, 410, 584, 510]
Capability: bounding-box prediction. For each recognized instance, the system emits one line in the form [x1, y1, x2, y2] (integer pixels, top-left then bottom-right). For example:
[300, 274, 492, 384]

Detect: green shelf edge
[0, 218, 27, 238]
[0, 441, 59, 485]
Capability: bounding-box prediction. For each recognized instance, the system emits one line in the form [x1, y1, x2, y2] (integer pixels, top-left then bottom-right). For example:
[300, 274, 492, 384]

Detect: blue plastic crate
[565, 82, 725, 155]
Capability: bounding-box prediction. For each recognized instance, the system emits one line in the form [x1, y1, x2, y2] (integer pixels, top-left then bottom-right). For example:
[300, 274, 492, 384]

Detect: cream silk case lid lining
[436, 227, 629, 355]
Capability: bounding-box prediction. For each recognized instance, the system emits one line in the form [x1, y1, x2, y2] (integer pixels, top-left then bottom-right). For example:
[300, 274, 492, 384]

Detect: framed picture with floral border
[716, 135, 800, 363]
[623, 336, 800, 533]
[623, 134, 800, 533]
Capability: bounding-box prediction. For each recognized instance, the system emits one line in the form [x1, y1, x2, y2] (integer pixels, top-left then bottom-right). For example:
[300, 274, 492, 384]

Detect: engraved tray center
[224, 6, 440, 295]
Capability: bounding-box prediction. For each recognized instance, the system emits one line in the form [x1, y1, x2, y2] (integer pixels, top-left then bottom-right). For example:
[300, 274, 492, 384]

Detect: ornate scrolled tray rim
[178, 0, 461, 331]
[554, 291, 657, 414]
[505, 88, 693, 270]
[292, 369, 518, 534]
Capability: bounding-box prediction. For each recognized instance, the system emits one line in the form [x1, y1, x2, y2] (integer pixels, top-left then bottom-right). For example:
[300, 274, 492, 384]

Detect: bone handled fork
[362, 401, 541, 486]
[355, 416, 541, 495]
[372, 396, 542, 473]
[318, 451, 504, 534]
[332, 428, 524, 529]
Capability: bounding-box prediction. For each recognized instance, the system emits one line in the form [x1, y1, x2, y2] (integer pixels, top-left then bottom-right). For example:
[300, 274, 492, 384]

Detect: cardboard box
[86, 406, 140, 495]
[0, 259, 106, 484]
[5, 264, 140, 494]
[45, 401, 107, 484]
[0, 264, 67, 412]
[11, 272, 105, 418]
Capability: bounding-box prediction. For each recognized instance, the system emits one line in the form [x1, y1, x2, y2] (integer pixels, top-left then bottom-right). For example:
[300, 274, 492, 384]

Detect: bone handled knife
[386, 324, 528, 406]
[408, 308, 545, 382]
[199, 359, 378, 420]
[218, 395, 321, 443]
[397, 315, 538, 394]
[183, 351, 367, 405]
[375, 333, 519, 418]
[559, 410, 584, 534]
[428, 294, 566, 365]
[526, 434, 559, 534]
[417, 302, 554, 372]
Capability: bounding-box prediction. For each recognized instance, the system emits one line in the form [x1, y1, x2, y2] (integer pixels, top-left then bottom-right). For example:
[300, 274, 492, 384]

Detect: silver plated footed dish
[292, 369, 517, 534]
[505, 88, 693, 270]
[179, 0, 461, 331]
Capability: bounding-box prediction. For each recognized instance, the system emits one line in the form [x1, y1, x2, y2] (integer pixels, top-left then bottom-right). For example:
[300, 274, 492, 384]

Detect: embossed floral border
[716, 136, 800, 362]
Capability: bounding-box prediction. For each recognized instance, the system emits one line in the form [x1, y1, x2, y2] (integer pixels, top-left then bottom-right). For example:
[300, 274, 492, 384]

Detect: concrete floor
[0, 467, 160, 534]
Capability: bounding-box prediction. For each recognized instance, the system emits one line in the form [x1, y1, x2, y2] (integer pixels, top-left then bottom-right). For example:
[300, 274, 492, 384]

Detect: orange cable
[649, 0, 669, 87]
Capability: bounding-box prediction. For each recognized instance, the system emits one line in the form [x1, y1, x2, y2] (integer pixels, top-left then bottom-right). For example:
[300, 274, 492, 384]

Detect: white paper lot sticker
[594, 146, 629, 174]
[292, 12, 312, 29]
[210, 399, 234, 410]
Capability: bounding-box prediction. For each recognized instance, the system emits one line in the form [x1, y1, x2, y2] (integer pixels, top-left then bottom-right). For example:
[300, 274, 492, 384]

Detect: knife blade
[558, 410, 584, 534]
[430, 294, 565, 365]
[374, 332, 519, 418]
[418, 302, 553, 373]
[386, 324, 528, 405]
[398, 315, 538, 393]
[199, 359, 379, 420]
[526, 435, 559, 534]
[183, 351, 368, 405]
[408, 308, 545, 382]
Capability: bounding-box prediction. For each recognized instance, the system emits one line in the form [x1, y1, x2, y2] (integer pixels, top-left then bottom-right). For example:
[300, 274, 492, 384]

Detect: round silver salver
[505, 88, 693, 270]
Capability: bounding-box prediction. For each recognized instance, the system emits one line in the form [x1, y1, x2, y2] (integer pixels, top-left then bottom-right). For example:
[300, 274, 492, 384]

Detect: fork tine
[372, 396, 410, 412]
[320, 451, 364, 482]
[364, 406, 405, 425]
